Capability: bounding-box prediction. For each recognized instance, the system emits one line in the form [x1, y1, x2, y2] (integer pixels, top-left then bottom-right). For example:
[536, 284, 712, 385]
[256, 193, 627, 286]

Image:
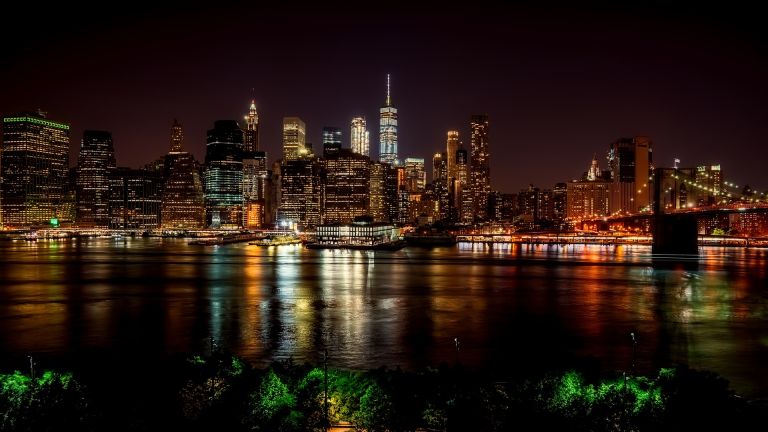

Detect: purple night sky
[2, 2, 767, 192]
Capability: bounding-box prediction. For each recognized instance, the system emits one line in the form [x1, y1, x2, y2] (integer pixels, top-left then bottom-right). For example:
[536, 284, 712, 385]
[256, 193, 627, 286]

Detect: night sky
[2, 2, 767, 192]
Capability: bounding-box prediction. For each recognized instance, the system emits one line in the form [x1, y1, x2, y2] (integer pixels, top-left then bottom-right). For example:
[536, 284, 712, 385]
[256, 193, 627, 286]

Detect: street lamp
[454, 337, 460, 365]
[630, 332, 637, 376]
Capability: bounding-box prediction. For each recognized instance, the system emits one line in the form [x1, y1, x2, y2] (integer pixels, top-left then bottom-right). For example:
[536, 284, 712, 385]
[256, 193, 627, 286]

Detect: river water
[0, 238, 766, 397]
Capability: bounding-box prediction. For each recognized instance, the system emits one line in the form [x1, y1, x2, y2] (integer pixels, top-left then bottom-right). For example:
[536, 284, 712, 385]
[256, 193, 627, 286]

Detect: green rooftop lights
[3, 116, 70, 131]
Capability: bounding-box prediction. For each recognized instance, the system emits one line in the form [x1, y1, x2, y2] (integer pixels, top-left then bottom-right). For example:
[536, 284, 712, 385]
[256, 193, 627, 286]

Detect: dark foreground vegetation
[1, 352, 765, 431]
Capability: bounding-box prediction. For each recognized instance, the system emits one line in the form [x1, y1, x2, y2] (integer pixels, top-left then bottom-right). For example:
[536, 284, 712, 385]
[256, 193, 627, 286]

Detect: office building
[379, 74, 399, 165]
[204, 120, 244, 228]
[76, 130, 116, 227]
[1, 112, 70, 227]
[470, 114, 490, 221]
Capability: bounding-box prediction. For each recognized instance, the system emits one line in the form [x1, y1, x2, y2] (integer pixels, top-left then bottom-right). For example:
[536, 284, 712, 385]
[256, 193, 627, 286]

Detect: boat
[249, 235, 302, 246]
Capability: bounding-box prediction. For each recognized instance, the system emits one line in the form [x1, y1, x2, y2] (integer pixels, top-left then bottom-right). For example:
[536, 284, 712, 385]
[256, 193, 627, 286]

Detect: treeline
[1, 352, 765, 431]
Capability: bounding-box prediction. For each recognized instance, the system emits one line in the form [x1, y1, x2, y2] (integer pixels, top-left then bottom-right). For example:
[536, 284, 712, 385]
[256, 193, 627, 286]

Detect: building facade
[1, 112, 70, 227]
[470, 114, 490, 222]
[607, 136, 652, 214]
[321, 149, 370, 224]
[204, 120, 244, 228]
[379, 74, 399, 165]
[350, 116, 370, 157]
[76, 130, 116, 227]
[282, 117, 306, 161]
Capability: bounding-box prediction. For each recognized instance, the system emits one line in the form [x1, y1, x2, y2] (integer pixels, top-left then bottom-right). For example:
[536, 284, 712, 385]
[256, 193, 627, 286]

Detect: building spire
[170, 118, 184, 153]
[385, 74, 392, 107]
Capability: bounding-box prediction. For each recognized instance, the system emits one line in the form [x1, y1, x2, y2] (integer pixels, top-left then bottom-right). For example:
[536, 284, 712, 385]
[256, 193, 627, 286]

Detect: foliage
[0, 370, 90, 432]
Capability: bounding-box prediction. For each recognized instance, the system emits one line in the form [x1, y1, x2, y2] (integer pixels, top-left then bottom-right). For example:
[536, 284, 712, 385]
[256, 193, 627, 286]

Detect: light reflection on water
[0, 239, 767, 397]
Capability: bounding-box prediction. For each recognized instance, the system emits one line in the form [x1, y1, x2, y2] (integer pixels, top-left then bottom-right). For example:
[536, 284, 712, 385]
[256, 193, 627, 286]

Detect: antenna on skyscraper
[385, 74, 392, 107]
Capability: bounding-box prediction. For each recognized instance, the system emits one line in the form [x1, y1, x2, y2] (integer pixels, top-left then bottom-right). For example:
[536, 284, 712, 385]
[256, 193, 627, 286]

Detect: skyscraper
[695, 164, 723, 206]
[162, 153, 205, 229]
[278, 158, 321, 230]
[204, 120, 244, 228]
[161, 119, 205, 229]
[76, 130, 116, 227]
[244, 100, 260, 153]
[321, 149, 370, 224]
[432, 152, 450, 221]
[242, 151, 269, 229]
[404, 157, 426, 193]
[470, 114, 490, 221]
[1, 112, 70, 227]
[446, 130, 459, 181]
[379, 74, 399, 165]
[607, 136, 652, 214]
[282, 117, 306, 161]
[455, 146, 473, 224]
[350, 117, 370, 157]
[322, 126, 342, 157]
[109, 167, 162, 229]
[170, 118, 184, 152]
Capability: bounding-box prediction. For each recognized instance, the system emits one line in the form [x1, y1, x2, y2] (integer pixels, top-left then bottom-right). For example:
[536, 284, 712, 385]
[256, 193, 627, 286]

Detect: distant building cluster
[1, 78, 762, 233]
[0, 76, 497, 231]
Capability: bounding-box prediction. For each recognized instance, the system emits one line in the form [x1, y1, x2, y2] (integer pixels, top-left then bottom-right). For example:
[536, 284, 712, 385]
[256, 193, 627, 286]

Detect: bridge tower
[652, 168, 699, 256]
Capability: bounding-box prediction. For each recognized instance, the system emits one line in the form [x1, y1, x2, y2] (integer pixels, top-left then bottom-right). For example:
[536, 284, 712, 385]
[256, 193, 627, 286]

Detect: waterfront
[0, 238, 767, 397]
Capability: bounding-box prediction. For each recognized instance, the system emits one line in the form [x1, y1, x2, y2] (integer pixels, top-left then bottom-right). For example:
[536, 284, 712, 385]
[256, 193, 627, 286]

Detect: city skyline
[2, 2, 768, 192]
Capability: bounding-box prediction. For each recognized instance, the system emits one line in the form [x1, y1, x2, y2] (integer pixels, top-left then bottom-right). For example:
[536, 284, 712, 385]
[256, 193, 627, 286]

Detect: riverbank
[1, 352, 765, 432]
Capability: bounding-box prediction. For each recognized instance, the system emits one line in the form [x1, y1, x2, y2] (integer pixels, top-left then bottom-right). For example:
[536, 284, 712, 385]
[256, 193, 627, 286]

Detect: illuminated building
[369, 162, 387, 222]
[379, 74, 399, 165]
[322, 126, 342, 157]
[321, 149, 370, 224]
[446, 130, 459, 181]
[162, 152, 205, 229]
[369, 162, 399, 223]
[350, 117, 369, 157]
[432, 152, 450, 221]
[244, 100, 260, 153]
[76, 130, 116, 227]
[315, 218, 399, 247]
[109, 168, 162, 229]
[170, 118, 183, 152]
[242, 150, 268, 229]
[470, 114, 490, 221]
[607, 136, 652, 214]
[566, 176, 610, 221]
[1, 112, 70, 227]
[282, 117, 306, 161]
[204, 120, 244, 228]
[695, 164, 723, 206]
[518, 185, 541, 221]
[455, 146, 473, 224]
[552, 182, 567, 223]
[278, 158, 321, 230]
[404, 157, 426, 193]
[488, 191, 516, 222]
[161, 120, 205, 229]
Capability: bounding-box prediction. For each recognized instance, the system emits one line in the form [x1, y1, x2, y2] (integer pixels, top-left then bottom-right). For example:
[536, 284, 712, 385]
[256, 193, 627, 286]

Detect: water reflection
[0, 239, 767, 397]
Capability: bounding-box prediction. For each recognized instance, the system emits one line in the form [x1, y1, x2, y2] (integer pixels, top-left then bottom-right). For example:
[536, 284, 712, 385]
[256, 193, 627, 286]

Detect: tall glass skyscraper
[204, 120, 244, 228]
[350, 116, 369, 157]
[322, 126, 342, 157]
[76, 130, 116, 227]
[1, 112, 70, 227]
[470, 114, 490, 221]
[378, 74, 398, 165]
